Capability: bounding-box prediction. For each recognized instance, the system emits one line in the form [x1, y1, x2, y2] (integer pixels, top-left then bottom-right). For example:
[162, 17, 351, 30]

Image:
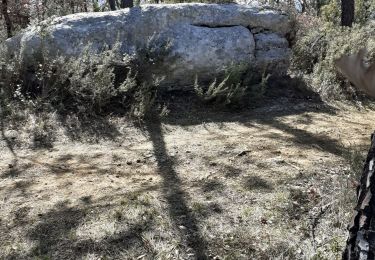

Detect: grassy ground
[0, 90, 373, 259]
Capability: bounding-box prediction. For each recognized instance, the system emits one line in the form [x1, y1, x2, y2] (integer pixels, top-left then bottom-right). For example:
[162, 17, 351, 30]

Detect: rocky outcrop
[5, 3, 292, 88]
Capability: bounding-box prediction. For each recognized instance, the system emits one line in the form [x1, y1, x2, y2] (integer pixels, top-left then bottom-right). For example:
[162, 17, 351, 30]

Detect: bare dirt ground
[1, 92, 375, 259]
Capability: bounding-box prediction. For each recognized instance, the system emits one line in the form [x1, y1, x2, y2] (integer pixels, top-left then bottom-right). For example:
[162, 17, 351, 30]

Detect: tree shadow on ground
[134, 85, 345, 259]
[4, 197, 156, 260]
[1, 162, 33, 178]
[201, 179, 225, 193]
[27, 200, 85, 257]
[56, 113, 121, 143]
[223, 164, 244, 178]
[252, 117, 344, 157]
[0, 78, 357, 259]
[1, 110, 122, 157]
[161, 86, 343, 158]
[242, 175, 273, 191]
[1, 153, 100, 179]
[12, 180, 34, 196]
[145, 117, 209, 259]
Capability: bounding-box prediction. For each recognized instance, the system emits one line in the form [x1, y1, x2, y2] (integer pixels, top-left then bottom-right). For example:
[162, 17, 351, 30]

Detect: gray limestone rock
[5, 3, 292, 88]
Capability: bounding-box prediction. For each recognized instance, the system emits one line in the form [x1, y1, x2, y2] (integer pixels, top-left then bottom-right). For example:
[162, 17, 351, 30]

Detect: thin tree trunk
[42, 0, 47, 19]
[2, 0, 12, 38]
[108, 0, 116, 10]
[316, 0, 321, 15]
[83, 0, 88, 12]
[301, 0, 307, 12]
[120, 0, 133, 8]
[70, 0, 75, 13]
[341, 0, 355, 26]
[343, 132, 375, 259]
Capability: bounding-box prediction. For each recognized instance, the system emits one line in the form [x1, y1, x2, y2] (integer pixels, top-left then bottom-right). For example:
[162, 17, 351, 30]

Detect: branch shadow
[161, 88, 344, 158]
[18, 199, 155, 259]
[56, 113, 121, 143]
[242, 175, 273, 191]
[27, 201, 85, 257]
[251, 117, 344, 157]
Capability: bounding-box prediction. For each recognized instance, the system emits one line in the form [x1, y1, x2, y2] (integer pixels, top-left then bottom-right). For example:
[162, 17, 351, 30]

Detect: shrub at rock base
[0, 39, 170, 119]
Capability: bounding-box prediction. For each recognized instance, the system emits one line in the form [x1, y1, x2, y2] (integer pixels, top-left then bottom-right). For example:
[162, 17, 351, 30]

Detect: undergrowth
[291, 20, 375, 101]
[194, 64, 270, 109]
[0, 37, 172, 121]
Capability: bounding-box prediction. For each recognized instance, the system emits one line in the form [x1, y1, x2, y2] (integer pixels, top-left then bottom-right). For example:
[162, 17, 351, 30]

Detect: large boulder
[5, 3, 292, 88]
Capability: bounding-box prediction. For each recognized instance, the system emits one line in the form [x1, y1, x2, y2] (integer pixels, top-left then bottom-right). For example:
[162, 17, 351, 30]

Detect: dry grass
[0, 93, 373, 259]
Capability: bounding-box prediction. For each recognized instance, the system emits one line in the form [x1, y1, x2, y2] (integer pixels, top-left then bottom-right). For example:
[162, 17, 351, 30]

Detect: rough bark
[2, 0, 12, 38]
[343, 132, 375, 259]
[341, 0, 355, 26]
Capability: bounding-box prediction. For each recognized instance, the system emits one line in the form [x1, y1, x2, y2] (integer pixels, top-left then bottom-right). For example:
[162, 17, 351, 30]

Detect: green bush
[118, 37, 173, 119]
[320, 0, 340, 24]
[0, 37, 171, 120]
[355, 0, 375, 24]
[48, 46, 120, 113]
[194, 64, 269, 108]
[319, 0, 375, 25]
[291, 22, 375, 100]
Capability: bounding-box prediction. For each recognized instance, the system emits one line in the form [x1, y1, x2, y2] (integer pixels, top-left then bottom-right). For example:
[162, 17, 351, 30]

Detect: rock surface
[6, 3, 292, 88]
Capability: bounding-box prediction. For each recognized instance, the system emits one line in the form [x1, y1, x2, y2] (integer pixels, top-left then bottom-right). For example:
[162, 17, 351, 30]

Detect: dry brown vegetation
[1, 88, 373, 259]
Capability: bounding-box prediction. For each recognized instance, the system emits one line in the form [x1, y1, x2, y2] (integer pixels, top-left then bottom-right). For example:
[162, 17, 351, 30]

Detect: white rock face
[6, 3, 292, 88]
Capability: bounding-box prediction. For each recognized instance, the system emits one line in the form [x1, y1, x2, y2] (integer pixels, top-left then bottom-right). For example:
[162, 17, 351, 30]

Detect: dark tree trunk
[316, 0, 322, 15]
[343, 132, 375, 259]
[301, 0, 307, 12]
[17, 14, 30, 28]
[2, 0, 12, 38]
[108, 0, 116, 10]
[83, 0, 88, 12]
[120, 0, 133, 8]
[70, 0, 75, 13]
[42, 0, 47, 19]
[341, 0, 355, 26]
